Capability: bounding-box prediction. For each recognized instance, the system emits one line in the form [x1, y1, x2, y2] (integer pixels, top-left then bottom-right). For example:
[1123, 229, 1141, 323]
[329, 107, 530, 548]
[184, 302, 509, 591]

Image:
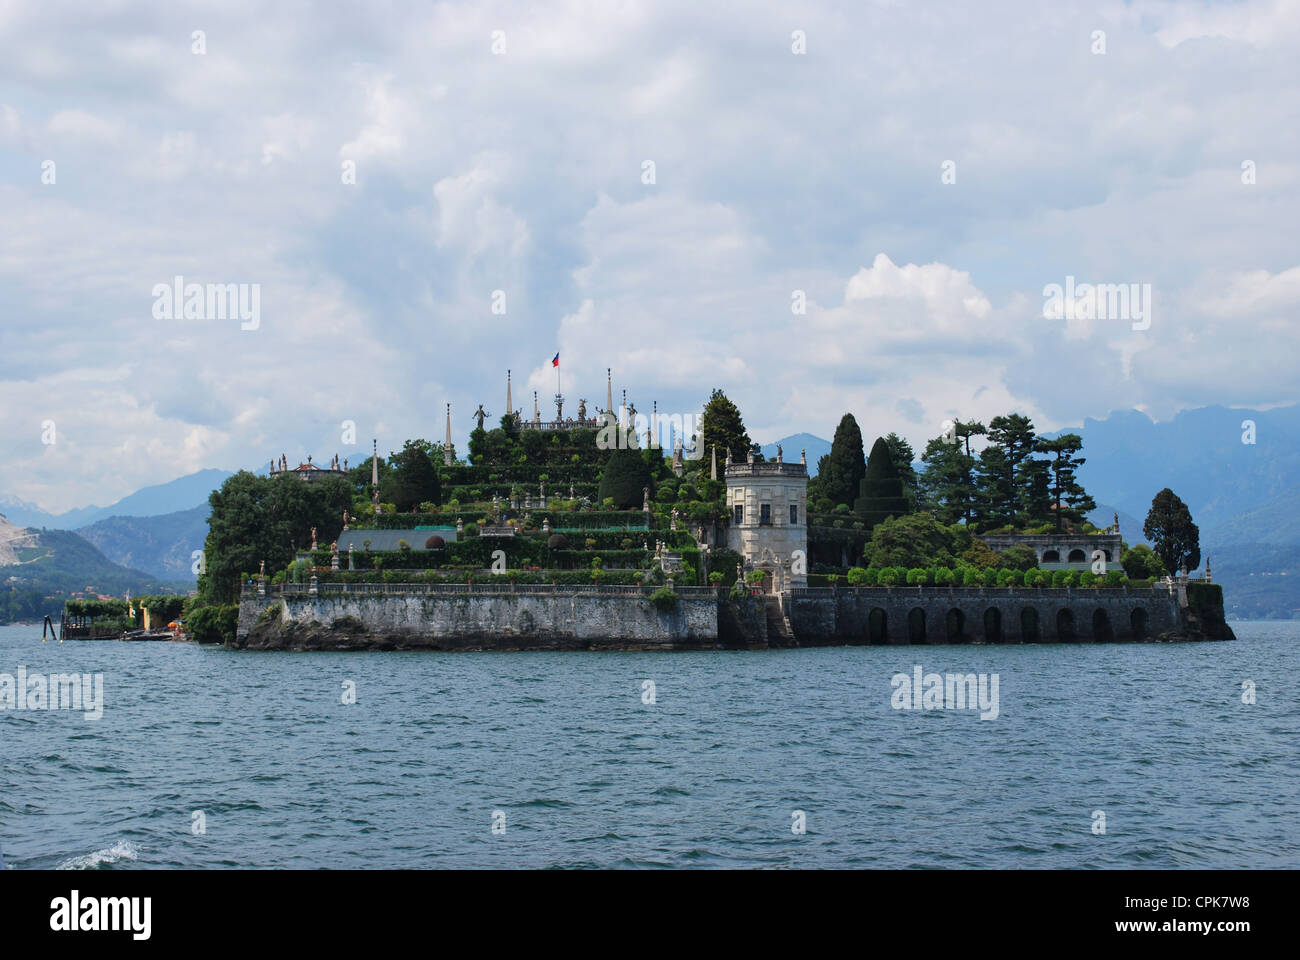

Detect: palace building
[725, 444, 809, 590]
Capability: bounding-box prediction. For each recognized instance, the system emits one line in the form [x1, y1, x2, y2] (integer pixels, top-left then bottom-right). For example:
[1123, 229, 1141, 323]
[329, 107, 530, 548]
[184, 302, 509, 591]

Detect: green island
[62, 378, 1228, 648]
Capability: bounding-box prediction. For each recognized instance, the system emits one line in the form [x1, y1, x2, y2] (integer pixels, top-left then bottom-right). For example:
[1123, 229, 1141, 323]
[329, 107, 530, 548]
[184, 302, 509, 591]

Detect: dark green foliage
[698, 388, 754, 465]
[974, 414, 1039, 528]
[1186, 581, 1223, 614]
[200, 470, 351, 603]
[854, 437, 909, 530]
[861, 513, 954, 569]
[706, 547, 743, 587]
[819, 414, 866, 508]
[185, 602, 237, 644]
[882, 432, 919, 510]
[1144, 488, 1201, 575]
[1036, 434, 1095, 530]
[918, 420, 983, 524]
[1122, 544, 1165, 579]
[379, 439, 441, 512]
[996, 545, 1040, 571]
[648, 586, 680, 612]
[598, 448, 652, 510]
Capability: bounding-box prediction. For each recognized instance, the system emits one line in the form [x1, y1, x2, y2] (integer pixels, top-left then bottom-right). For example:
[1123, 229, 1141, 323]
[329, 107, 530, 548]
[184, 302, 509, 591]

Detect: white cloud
[0, 0, 1295, 510]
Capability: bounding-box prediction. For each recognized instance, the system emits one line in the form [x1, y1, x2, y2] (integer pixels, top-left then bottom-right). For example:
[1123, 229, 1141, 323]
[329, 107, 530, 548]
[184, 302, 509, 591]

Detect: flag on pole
[552, 352, 560, 367]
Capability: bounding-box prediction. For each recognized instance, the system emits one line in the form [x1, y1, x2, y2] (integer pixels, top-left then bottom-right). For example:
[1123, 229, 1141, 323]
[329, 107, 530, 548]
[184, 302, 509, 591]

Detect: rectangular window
[760, 503, 772, 525]
[734, 504, 744, 525]
[790, 504, 798, 525]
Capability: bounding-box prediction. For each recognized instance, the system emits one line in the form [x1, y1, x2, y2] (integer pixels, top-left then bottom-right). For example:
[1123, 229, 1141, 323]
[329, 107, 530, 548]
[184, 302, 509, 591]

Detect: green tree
[1143, 488, 1201, 576]
[1036, 434, 1095, 530]
[883, 432, 919, 511]
[1121, 544, 1165, 580]
[861, 512, 955, 569]
[819, 414, 867, 508]
[697, 389, 754, 465]
[974, 413, 1039, 528]
[598, 448, 652, 510]
[854, 436, 909, 531]
[918, 420, 983, 524]
[380, 439, 442, 512]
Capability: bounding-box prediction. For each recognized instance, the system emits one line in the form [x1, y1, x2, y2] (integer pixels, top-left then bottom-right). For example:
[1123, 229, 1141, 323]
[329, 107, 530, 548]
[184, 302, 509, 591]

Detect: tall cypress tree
[820, 413, 866, 508]
[854, 436, 909, 531]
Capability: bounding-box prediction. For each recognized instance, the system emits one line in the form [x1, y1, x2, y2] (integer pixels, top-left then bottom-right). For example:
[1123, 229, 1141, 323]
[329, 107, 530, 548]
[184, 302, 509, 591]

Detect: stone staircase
[764, 595, 795, 644]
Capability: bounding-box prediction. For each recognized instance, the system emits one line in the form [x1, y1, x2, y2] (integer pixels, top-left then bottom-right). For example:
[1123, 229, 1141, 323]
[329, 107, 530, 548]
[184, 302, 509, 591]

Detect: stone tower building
[724, 445, 808, 590]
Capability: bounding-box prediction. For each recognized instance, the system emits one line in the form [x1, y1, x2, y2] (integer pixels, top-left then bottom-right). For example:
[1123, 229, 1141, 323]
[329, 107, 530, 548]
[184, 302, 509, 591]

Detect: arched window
[1042, 550, 1061, 562]
[1067, 549, 1087, 563]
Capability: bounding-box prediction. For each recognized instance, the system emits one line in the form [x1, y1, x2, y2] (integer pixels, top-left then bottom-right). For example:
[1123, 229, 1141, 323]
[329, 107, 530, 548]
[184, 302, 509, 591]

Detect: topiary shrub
[425, 535, 446, 549]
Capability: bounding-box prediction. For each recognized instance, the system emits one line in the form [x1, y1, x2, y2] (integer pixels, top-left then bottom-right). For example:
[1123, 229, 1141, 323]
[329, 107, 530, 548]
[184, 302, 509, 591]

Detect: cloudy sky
[1, 0, 1297, 512]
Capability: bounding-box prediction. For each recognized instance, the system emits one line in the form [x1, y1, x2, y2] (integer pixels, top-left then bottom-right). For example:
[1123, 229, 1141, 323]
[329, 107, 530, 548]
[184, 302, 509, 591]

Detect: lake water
[1, 620, 1296, 869]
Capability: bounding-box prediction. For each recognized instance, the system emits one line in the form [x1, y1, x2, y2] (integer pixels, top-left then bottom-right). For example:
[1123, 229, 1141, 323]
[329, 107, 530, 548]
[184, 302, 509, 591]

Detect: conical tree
[697, 389, 754, 465]
[1143, 488, 1200, 575]
[819, 413, 866, 508]
[854, 436, 909, 531]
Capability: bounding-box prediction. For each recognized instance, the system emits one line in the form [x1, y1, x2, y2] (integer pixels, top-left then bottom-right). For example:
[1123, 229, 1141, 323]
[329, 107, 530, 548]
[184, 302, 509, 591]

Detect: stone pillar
[348, 544, 355, 571]
[309, 575, 318, 596]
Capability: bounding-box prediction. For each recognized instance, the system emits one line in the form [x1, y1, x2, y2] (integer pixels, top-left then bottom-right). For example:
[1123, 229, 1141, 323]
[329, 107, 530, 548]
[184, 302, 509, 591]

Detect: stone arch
[983, 607, 1002, 643]
[1130, 607, 1148, 640]
[945, 607, 967, 643]
[1020, 607, 1040, 643]
[868, 607, 888, 645]
[907, 607, 926, 644]
[1092, 607, 1114, 642]
[1041, 549, 1060, 563]
[1067, 548, 1087, 563]
[1056, 607, 1077, 641]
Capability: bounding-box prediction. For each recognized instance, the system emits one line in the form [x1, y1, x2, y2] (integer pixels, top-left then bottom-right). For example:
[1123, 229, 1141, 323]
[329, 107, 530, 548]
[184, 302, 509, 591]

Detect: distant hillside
[1054, 404, 1300, 538]
[1203, 544, 1300, 620]
[78, 506, 209, 582]
[1, 516, 175, 623]
[761, 433, 832, 475]
[0, 468, 233, 529]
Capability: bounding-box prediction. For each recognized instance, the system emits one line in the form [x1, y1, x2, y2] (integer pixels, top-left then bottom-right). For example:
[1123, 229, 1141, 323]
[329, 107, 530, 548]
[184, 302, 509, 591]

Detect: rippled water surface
[1, 621, 1296, 868]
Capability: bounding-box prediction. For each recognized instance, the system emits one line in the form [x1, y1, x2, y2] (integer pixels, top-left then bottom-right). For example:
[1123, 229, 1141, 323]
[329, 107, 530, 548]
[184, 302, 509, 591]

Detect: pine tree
[819, 413, 866, 508]
[1144, 488, 1200, 576]
[854, 436, 909, 531]
[918, 419, 982, 524]
[975, 413, 1039, 528]
[1035, 434, 1095, 530]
